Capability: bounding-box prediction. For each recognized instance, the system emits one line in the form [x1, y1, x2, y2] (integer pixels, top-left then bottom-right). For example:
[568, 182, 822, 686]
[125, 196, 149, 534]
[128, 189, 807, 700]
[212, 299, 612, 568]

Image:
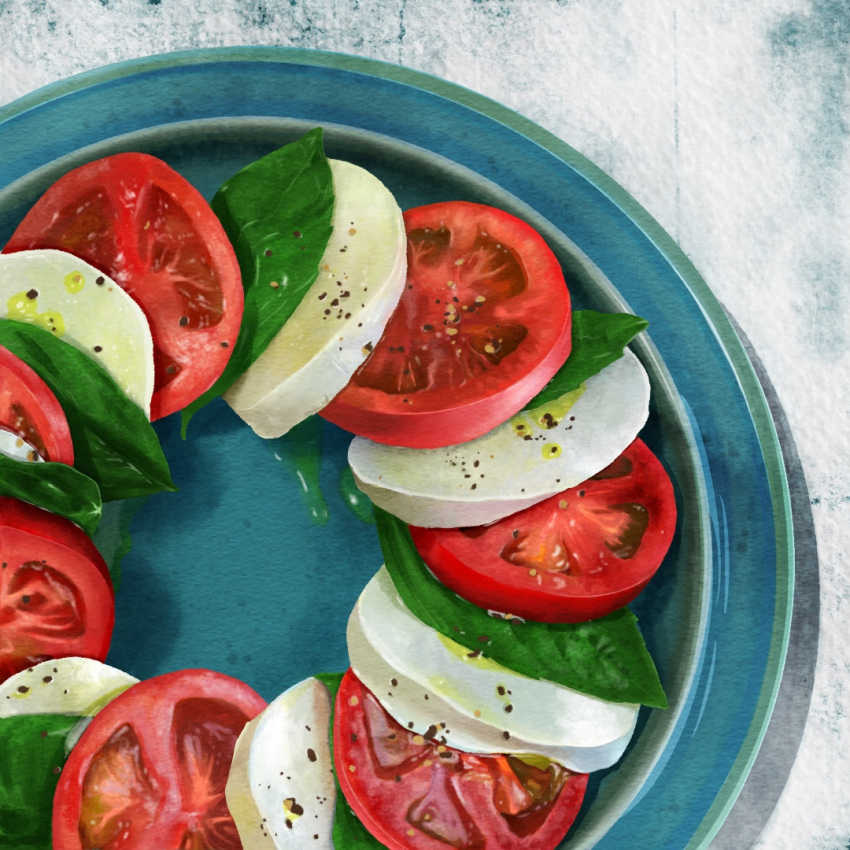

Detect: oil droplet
[270, 416, 329, 526]
[510, 413, 533, 437]
[339, 466, 375, 525]
[6, 292, 65, 337]
[527, 384, 586, 420]
[63, 271, 85, 294]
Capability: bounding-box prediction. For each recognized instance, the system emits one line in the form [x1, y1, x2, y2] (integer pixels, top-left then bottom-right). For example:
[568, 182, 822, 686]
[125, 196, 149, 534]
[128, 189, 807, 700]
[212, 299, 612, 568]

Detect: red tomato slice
[0, 344, 74, 464]
[0, 498, 113, 683]
[53, 668, 267, 850]
[410, 439, 677, 623]
[321, 202, 572, 448]
[334, 669, 587, 849]
[3, 153, 243, 421]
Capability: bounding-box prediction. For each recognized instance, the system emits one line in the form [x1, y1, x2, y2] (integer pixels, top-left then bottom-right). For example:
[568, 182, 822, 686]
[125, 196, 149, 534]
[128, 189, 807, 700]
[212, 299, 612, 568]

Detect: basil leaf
[0, 714, 78, 849]
[0, 455, 101, 536]
[375, 508, 667, 708]
[314, 672, 387, 848]
[0, 320, 175, 501]
[181, 128, 335, 433]
[91, 498, 147, 592]
[525, 311, 649, 411]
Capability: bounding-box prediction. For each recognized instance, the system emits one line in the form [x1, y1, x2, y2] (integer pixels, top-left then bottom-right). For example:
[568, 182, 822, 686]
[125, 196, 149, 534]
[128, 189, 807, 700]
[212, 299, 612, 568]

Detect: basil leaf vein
[0, 455, 101, 536]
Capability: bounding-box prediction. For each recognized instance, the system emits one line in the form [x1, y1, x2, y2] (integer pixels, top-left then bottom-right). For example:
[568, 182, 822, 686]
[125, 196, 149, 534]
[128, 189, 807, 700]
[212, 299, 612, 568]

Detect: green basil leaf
[0, 455, 101, 536]
[314, 672, 388, 848]
[181, 128, 335, 433]
[525, 311, 649, 411]
[91, 498, 147, 592]
[375, 508, 667, 708]
[0, 320, 175, 501]
[0, 714, 78, 849]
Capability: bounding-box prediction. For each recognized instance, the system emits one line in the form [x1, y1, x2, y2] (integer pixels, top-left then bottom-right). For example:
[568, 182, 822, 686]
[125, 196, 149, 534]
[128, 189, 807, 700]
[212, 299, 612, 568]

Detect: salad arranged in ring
[0, 129, 676, 849]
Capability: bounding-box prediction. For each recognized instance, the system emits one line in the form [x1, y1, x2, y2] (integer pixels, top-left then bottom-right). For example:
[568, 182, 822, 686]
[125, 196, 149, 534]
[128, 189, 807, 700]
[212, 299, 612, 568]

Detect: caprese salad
[0, 128, 676, 849]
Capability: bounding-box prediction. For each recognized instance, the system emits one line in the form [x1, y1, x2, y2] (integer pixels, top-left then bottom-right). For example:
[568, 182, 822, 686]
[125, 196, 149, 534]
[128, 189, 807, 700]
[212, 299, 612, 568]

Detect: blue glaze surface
[0, 49, 792, 849]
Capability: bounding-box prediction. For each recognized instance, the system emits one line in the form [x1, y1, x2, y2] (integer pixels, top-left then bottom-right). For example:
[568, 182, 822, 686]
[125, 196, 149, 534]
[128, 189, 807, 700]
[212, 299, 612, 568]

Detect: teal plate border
[0, 48, 795, 848]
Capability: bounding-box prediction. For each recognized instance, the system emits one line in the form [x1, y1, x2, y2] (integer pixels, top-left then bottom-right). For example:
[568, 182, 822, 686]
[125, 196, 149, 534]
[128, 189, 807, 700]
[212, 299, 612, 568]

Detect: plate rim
[0, 46, 796, 848]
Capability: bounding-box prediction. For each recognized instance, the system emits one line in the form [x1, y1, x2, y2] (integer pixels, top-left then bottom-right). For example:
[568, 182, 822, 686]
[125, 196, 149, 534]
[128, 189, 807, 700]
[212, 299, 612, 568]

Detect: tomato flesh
[321, 202, 572, 448]
[3, 153, 243, 420]
[0, 345, 74, 464]
[410, 439, 677, 623]
[334, 669, 587, 849]
[0, 498, 112, 682]
[53, 669, 267, 850]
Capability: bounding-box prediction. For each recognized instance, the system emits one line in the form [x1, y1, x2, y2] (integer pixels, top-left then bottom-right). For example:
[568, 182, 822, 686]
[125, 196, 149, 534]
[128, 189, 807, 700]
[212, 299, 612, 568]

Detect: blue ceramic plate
[0, 49, 793, 849]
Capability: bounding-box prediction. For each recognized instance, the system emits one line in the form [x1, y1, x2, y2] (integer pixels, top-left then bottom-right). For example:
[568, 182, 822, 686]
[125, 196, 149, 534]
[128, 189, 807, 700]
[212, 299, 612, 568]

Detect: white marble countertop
[0, 1, 845, 847]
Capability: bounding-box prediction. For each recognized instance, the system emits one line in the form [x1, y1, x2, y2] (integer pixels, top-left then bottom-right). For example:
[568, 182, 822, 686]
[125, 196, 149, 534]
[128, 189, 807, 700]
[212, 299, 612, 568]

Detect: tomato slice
[0, 345, 74, 464]
[3, 153, 243, 421]
[0, 498, 113, 683]
[321, 202, 572, 448]
[53, 668, 267, 850]
[334, 669, 587, 849]
[410, 439, 677, 623]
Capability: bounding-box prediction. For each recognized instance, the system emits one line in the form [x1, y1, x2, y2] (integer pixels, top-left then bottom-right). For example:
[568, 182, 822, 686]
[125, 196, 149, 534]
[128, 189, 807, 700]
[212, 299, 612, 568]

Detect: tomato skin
[334, 669, 588, 850]
[52, 668, 267, 850]
[0, 344, 74, 464]
[321, 202, 572, 448]
[0, 498, 113, 683]
[410, 439, 677, 623]
[3, 153, 243, 421]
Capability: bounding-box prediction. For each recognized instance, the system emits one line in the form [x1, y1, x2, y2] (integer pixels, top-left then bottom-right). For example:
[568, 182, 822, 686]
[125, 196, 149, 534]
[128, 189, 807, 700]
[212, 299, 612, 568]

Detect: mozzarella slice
[225, 715, 276, 849]
[0, 657, 138, 718]
[0, 250, 155, 415]
[226, 677, 336, 849]
[0, 428, 43, 463]
[224, 159, 407, 438]
[348, 567, 639, 771]
[348, 348, 650, 527]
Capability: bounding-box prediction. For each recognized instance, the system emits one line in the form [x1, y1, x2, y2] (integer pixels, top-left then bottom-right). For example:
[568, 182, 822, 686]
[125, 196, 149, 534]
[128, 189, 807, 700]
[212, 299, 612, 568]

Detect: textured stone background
[0, 1, 847, 847]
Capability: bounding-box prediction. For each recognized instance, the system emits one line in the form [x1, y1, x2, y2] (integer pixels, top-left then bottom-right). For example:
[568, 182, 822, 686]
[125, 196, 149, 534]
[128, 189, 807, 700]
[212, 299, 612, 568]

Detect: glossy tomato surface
[334, 669, 587, 849]
[321, 202, 572, 448]
[3, 153, 243, 421]
[0, 344, 74, 464]
[410, 439, 677, 623]
[0, 498, 112, 682]
[53, 668, 267, 850]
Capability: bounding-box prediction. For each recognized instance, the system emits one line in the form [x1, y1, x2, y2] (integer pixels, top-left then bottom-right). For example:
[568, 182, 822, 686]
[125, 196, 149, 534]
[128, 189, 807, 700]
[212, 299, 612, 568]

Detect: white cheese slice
[349, 604, 636, 773]
[0, 657, 137, 718]
[348, 567, 639, 771]
[348, 348, 650, 527]
[226, 676, 336, 849]
[224, 159, 407, 438]
[0, 249, 155, 415]
[0, 428, 42, 463]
